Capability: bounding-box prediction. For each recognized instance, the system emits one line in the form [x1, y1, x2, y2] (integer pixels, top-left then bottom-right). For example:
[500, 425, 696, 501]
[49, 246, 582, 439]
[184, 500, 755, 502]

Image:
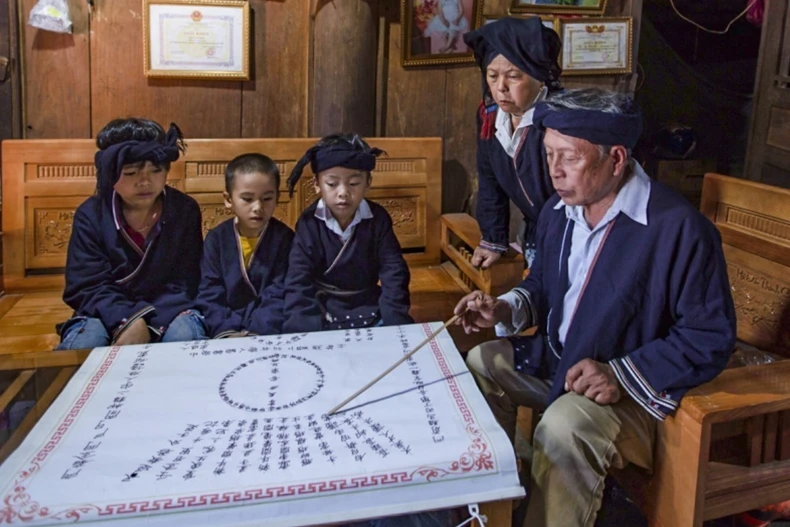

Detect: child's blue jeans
[56, 310, 207, 350]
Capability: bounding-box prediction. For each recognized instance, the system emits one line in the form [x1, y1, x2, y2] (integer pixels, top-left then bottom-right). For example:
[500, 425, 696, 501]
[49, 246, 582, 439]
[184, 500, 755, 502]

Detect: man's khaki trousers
[466, 339, 656, 527]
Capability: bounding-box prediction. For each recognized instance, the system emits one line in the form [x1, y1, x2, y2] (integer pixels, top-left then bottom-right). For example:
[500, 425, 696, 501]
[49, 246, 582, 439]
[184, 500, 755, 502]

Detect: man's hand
[564, 358, 621, 405]
[453, 291, 512, 334]
[113, 318, 151, 346]
[472, 246, 502, 269]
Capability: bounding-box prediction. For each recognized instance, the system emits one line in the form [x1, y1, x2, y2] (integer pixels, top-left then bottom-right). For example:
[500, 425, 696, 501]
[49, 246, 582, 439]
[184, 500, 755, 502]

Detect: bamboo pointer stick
[327, 314, 463, 416]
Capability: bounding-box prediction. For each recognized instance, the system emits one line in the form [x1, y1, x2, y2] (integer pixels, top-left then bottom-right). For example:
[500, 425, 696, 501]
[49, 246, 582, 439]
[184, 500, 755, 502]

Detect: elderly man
[455, 88, 736, 527]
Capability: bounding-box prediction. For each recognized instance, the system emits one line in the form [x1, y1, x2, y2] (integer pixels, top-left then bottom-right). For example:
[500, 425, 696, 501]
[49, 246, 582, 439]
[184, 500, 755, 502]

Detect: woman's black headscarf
[463, 17, 563, 139]
[94, 123, 182, 203]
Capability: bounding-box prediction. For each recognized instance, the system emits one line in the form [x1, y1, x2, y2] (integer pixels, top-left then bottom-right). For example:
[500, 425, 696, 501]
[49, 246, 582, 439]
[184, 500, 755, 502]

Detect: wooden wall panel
[0, 0, 13, 294]
[383, 23, 446, 138]
[0, 0, 14, 141]
[22, 0, 90, 138]
[241, 0, 309, 138]
[89, 0, 242, 138]
[310, 0, 378, 137]
[9, 0, 643, 217]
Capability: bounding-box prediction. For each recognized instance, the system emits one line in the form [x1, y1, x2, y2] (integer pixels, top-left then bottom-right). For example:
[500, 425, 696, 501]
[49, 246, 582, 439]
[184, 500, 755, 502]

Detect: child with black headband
[57, 118, 206, 350]
[282, 134, 413, 333]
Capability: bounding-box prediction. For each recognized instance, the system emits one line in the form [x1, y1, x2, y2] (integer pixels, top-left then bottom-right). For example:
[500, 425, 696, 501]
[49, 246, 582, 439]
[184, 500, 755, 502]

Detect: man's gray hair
[542, 88, 634, 158]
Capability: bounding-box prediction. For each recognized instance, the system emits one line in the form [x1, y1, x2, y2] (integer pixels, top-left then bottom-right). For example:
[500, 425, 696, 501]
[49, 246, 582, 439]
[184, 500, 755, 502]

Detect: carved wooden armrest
[440, 214, 524, 296]
[680, 361, 790, 425]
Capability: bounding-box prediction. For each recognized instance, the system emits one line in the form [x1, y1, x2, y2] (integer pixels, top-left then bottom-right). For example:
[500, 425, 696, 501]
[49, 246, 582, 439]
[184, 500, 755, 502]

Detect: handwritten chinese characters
[399, 328, 444, 444]
[218, 354, 325, 413]
[62, 346, 152, 481]
[122, 410, 412, 483]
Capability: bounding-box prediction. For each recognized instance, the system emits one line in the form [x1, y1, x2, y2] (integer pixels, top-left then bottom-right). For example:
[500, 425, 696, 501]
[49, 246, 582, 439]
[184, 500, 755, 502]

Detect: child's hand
[219, 331, 249, 339]
[114, 318, 151, 346]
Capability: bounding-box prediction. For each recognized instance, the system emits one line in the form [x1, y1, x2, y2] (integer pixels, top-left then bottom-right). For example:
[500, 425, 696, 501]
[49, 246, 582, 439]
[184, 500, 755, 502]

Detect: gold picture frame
[401, 0, 484, 67]
[510, 0, 607, 16]
[559, 17, 633, 75]
[484, 15, 560, 35]
[143, 0, 250, 80]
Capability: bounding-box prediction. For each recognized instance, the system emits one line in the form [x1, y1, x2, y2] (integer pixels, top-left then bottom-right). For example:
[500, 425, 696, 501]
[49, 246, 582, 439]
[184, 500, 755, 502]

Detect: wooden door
[744, 0, 790, 188]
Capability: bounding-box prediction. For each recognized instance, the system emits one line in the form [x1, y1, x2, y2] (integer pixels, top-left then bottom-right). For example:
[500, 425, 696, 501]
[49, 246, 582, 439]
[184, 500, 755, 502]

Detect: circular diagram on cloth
[219, 354, 325, 412]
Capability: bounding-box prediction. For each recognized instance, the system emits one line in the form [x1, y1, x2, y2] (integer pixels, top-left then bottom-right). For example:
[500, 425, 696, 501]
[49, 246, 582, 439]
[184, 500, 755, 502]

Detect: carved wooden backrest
[1, 138, 442, 292]
[700, 174, 790, 357]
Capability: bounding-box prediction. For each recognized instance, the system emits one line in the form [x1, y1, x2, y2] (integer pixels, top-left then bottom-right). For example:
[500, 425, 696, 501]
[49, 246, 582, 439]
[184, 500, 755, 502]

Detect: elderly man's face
[544, 128, 623, 209]
[486, 55, 543, 116]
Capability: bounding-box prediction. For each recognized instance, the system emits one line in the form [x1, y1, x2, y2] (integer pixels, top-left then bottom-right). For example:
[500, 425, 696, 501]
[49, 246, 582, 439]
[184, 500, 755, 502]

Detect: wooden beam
[747, 414, 765, 466]
[309, 0, 378, 136]
[764, 412, 779, 463]
[0, 369, 34, 413]
[478, 500, 512, 527]
[0, 349, 89, 371]
[0, 366, 75, 464]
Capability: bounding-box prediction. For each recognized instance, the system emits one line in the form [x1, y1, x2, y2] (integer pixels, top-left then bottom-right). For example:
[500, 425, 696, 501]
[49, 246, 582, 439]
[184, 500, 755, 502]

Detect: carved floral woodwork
[370, 197, 419, 237]
[199, 205, 235, 237]
[300, 176, 319, 210]
[273, 202, 289, 223]
[728, 262, 790, 352]
[35, 210, 75, 256]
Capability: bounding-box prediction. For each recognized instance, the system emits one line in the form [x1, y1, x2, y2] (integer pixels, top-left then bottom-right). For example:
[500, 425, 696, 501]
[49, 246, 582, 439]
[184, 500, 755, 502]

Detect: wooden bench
[2, 138, 443, 293]
[0, 137, 444, 355]
[640, 174, 790, 526]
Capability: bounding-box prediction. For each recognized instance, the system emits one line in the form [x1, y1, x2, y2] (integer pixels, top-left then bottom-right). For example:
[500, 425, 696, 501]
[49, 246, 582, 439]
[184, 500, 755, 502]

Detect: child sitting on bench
[196, 153, 294, 338]
[57, 118, 206, 349]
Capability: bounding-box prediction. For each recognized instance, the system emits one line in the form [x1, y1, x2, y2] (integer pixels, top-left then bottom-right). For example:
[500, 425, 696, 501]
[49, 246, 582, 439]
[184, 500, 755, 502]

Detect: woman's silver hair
[543, 88, 634, 158]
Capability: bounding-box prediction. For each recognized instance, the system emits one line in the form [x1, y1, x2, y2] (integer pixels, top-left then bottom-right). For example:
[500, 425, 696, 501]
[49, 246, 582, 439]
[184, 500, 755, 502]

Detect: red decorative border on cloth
[1, 325, 496, 524]
[1, 347, 122, 524]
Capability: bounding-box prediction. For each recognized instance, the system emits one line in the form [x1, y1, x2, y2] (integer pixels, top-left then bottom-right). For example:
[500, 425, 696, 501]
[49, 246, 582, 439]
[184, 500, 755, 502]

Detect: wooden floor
[0, 265, 482, 356]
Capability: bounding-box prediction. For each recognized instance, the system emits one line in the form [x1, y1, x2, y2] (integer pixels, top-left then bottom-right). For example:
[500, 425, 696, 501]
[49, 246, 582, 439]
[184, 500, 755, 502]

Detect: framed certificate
[510, 0, 607, 16]
[559, 17, 633, 75]
[143, 0, 250, 80]
[485, 15, 560, 35]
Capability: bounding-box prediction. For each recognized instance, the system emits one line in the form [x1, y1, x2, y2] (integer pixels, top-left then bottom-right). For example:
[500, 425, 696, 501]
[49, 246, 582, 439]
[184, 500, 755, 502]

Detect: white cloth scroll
[0, 323, 524, 526]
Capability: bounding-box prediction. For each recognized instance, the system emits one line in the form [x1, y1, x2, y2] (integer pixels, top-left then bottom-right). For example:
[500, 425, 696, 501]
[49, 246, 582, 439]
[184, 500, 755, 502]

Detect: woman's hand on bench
[472, 246, 502, 269]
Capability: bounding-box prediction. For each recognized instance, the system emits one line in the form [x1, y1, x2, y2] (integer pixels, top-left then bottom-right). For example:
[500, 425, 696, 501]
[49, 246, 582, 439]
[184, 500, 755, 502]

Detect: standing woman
[463, 17, 562, 268]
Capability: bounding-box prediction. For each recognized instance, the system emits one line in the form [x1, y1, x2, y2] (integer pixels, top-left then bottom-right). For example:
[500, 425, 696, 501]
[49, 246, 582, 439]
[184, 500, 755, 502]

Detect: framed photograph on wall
[143, 0, 250, 80]
[484, 15, 560, 34]
[559, 17, 633, 75]
[510, 0, 607, 16]
[401, 0, 484, 67]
